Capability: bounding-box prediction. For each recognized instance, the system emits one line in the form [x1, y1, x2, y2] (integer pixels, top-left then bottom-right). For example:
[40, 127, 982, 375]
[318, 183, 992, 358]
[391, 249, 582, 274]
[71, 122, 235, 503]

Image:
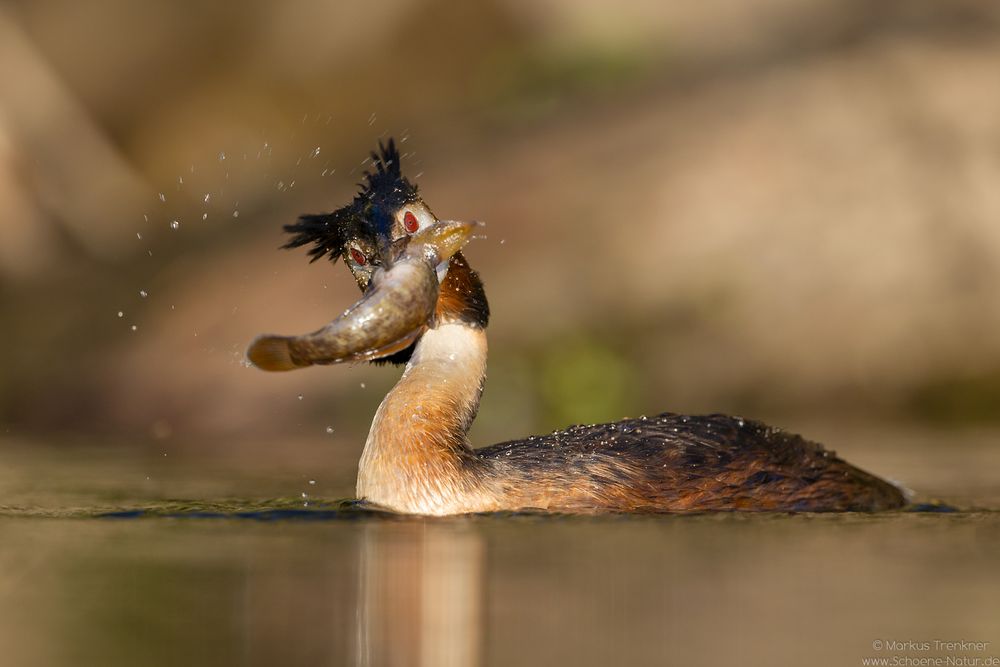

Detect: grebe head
[247, 139, 483, 371]
[282, 139, 449, 292]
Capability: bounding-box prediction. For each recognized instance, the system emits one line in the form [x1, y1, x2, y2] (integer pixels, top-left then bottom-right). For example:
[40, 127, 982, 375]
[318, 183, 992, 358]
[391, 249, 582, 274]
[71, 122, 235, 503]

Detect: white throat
[356, 323, 489, 514]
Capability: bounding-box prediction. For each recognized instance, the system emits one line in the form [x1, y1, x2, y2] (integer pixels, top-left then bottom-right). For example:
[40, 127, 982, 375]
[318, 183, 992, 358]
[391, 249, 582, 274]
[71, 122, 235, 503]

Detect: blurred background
[2, 0, 999, 493]
[3, 3, 1000, 666]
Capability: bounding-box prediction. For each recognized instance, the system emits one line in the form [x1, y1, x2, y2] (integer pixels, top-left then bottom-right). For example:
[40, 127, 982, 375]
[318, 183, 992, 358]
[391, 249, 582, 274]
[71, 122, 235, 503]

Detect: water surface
[1, 428, 997, 667]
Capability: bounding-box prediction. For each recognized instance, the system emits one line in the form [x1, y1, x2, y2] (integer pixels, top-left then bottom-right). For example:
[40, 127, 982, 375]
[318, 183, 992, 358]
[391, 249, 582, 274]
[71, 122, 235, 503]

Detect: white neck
[356, 323, 490, 514]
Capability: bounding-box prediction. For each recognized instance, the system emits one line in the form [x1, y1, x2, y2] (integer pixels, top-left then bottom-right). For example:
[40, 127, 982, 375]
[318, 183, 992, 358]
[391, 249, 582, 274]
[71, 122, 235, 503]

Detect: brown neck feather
[356, 257, 492, 514]
[435, 252, 489, 328]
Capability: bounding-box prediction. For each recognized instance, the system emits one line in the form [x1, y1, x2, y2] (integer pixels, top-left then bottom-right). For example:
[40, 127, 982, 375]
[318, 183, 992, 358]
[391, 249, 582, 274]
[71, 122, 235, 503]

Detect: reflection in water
[0, 502, 999, 666]
[355, 522, 484, 667]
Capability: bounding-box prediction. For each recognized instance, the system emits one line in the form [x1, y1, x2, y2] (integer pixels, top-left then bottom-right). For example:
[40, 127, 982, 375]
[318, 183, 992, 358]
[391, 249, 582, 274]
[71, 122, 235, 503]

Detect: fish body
[247, 219, 475, 371]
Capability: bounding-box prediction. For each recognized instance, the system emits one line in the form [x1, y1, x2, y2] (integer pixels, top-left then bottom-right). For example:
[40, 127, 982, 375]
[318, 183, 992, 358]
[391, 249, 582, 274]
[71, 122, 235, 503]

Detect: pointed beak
[247, 220, 478, 371]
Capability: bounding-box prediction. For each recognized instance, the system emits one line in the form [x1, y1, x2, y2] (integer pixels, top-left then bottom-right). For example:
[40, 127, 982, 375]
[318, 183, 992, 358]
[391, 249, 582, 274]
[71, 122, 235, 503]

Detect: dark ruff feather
[282, 138, 419, 263]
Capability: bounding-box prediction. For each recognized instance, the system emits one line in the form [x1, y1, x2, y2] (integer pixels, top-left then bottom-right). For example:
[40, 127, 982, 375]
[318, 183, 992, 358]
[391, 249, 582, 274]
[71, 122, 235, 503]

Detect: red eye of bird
[349, 247, 367, 265]
[403, 210, 419, 233]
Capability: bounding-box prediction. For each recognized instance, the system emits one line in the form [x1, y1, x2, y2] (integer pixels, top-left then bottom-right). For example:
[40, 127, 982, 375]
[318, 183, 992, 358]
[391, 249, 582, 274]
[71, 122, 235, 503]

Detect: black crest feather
[282, 138, 417, 263]
[359, 138, 409, 202]
[282, 213, 345, 263]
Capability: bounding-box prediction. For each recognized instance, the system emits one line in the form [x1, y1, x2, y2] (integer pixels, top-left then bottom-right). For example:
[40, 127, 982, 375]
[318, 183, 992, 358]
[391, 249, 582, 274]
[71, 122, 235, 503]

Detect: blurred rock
[2, 0, 999, 445]
[0, 10, 150, 272]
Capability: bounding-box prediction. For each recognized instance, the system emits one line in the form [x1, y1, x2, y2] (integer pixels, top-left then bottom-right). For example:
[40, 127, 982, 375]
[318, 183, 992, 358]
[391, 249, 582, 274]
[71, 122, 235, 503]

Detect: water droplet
[301, 492, 308, 499]
[130, 325, 138, 331]
[117, 311, 124, 318]
[232, 210, 239, 218]
[500, 239, 506, 245]
[368, 112, 377, 125]
[312, 146, 321, 157]
[202, 213, 208, 220]
[308, 480, 316, 485]
[360, 382, 366, 389]
[170, 220, 180, 230]
[325, 426, 334, 434]
[178, 176, 184, 185]
[218, 151, 226, 161]
[158, 193, 166, 202]
[297, 394, 304, 400]
[136, 232, 142, 240]
[139, 290, 148, 298]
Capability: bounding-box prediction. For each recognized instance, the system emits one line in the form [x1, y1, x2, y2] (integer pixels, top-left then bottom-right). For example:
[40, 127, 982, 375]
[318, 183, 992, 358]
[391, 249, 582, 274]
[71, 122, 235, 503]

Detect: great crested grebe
[248, 140, 906, 515]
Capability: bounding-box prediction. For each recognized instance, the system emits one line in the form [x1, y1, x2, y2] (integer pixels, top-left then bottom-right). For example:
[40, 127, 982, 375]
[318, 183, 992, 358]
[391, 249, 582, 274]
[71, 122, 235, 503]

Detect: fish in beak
[247, 220, 478, 371]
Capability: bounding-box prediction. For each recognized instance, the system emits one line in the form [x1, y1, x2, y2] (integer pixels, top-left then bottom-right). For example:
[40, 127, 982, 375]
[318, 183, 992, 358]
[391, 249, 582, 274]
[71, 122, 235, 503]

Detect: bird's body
[478, 414, 904, 513]
[249, 140, 907, 515]
[352, 262, 904, 515]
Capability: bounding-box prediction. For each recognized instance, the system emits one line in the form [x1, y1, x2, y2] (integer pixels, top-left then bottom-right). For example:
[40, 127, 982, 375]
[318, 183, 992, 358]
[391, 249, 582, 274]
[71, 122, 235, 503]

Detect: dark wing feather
[477, 413, 906, 512]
